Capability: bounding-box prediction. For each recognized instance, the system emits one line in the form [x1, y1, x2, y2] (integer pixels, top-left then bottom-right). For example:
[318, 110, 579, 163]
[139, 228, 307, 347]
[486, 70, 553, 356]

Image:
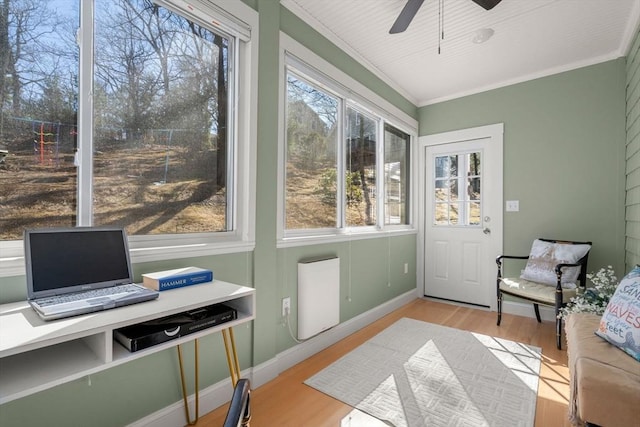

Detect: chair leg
[556, 317, 563, 350]
[496, 292, 502, 326]
[533, 304, 541, 323]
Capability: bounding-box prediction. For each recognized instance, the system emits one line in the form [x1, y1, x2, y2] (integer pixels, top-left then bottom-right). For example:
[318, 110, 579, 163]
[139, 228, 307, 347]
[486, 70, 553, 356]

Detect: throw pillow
[520, 239, 591, 287]
[595, 265, 640, 361]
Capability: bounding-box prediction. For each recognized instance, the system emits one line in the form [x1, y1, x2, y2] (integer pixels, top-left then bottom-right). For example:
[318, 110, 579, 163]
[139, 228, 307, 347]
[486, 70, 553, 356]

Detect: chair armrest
[496, 255, 529, 279]
[496, 255, 529, 263]
[554, 262, 581, 275]
[554, 262, 583, 291]
[496, 255, 529, 268]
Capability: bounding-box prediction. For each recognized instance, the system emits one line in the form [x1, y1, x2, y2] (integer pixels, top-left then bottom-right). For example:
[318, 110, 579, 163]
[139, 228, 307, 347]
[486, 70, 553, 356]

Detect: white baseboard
[127, 375, 239, 427]
[128, 288, 419, 427]
[421, 296, 557, 323]
[502, 300, 556, 322]
[273, 289, 418, 377]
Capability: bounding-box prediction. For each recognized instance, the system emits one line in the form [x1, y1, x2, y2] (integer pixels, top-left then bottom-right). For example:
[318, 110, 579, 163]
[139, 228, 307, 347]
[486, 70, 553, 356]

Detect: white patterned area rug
[305, 318, 542, 427]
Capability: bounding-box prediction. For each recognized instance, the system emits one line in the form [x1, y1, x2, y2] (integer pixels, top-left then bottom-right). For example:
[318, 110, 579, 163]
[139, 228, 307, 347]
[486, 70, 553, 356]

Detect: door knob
[483, 228, 491, 235]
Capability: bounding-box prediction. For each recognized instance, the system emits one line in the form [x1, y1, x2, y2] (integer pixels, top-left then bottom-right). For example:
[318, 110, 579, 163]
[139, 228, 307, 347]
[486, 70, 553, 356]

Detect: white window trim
[0, 0, 258, 278]
[432, 150, 483, 228]
[277, 32, 418, 248]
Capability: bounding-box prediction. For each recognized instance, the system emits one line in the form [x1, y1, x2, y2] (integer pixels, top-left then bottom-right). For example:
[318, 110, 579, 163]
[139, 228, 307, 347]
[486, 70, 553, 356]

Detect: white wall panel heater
[297, 257, 340, 340]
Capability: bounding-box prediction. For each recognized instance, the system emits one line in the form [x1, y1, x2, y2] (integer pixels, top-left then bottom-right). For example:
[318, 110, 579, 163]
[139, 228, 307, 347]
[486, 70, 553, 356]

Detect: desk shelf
[0, 281, 255, 405]
[110, 311, 253, 364]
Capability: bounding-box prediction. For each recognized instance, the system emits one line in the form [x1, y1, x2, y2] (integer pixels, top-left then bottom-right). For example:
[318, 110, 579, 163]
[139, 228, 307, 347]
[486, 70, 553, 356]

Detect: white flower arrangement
[558, 266, 618, 319]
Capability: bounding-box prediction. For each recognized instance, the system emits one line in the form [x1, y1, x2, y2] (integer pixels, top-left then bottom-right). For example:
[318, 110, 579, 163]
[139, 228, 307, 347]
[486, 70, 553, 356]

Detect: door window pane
[469, 202, 481, 225]
[468, 177, 481, 200]
[433, 152, 481, 226]
[285, 72, 338, 229]
[469, 152, 481, 175]
[346, 107, 376, 227]
[93, 1, 230, 235]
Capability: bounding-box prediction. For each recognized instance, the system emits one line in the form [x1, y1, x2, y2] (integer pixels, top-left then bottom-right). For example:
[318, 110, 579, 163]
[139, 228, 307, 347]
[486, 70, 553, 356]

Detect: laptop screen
[25, 227, 134, 299]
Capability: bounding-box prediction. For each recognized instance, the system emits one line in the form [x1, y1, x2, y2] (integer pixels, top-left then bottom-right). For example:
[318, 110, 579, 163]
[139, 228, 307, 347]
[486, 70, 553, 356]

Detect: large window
[0, 0, 256, 272]
[285, 72, 338, 230]
[0, 0, 80, 238]
[92, 1, 232, 234]
[0, 0, 253, 243]
[283, 57, 413, 238]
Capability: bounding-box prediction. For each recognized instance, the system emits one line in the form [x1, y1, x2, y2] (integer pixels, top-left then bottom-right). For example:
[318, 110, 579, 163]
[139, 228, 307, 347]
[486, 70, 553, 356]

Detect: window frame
[345, 101, 381, 231]
[278, 33, 417, 247]
[432, 150, 483, 228]
[0, 0, 258, 277]
[382, 123, 412, 227]
[284, 68, 343, 233]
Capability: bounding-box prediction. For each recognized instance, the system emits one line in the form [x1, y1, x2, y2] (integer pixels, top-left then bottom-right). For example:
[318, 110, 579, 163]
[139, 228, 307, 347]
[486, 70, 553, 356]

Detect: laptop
[25, 226, 159, 321]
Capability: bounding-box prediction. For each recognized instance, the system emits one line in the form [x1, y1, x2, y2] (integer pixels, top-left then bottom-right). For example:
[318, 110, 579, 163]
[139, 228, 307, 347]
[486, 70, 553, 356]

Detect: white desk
[0, 280, 255, 407]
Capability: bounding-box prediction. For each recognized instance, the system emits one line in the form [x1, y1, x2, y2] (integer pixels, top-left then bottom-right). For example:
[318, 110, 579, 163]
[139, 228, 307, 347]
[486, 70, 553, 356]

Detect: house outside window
[0, 0, 257, 274]
[285, 72, 338, 230]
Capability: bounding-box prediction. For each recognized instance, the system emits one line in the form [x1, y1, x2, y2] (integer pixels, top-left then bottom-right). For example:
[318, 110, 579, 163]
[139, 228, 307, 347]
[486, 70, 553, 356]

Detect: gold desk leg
[222, 328, 240, 387]
[177, 339, 199, 426]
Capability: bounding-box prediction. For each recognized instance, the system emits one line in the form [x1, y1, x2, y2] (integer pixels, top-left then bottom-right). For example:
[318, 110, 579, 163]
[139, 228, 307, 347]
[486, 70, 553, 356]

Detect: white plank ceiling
[282, 0, 640, 106]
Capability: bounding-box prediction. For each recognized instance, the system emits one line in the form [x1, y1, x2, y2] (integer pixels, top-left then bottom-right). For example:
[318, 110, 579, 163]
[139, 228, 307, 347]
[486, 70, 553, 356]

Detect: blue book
[142, 267, 213, 291]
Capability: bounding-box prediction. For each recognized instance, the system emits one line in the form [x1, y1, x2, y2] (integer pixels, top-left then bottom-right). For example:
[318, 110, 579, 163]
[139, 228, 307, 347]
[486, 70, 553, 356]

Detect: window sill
[0, 240, 255, 279]
[277, 227, 417, 249]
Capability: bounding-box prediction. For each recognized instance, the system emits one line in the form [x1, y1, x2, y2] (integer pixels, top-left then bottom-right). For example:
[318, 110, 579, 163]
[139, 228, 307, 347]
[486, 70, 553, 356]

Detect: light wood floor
[200, 298, 572, 427]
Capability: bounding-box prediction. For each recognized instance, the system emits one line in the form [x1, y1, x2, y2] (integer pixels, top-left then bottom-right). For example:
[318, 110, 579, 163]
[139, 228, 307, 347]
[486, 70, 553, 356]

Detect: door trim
[417, 123, 504, 311]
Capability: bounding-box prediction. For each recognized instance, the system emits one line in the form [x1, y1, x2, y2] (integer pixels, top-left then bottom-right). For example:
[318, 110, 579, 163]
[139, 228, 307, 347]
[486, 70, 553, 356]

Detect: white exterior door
[419, 124, 503, 308]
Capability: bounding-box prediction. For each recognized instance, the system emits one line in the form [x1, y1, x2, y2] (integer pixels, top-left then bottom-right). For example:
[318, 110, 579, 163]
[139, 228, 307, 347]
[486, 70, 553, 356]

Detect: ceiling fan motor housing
[390, 0, 502, 34]
[471, 0, 502, 10]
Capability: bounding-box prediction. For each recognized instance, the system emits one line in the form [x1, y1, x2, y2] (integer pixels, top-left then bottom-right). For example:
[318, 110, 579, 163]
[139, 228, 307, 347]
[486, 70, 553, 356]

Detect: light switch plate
[506, 200, 519, 212]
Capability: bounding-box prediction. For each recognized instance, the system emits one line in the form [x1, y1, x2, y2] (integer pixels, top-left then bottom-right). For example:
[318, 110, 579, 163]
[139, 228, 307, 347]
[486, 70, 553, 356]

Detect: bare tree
[287, 75, 338, 129]
[94, 1, 159, 134]
[347, 109, 376, 225]
[0, 0, 67, 140]
[213, 35, 227, 187]
[0, 0, 10, 139]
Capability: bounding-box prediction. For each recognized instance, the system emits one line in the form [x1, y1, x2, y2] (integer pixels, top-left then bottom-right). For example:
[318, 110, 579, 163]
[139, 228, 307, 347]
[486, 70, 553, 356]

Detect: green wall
[626, 28, 640, 269]
[0, 2, 631, 425]
[418, 59, 628, 277]
[0, 1, 418, 426]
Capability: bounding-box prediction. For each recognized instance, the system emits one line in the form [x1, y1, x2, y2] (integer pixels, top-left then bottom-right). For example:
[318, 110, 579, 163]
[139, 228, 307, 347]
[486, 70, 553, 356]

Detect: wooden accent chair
[223, 378, 251, 427]
[496, 238, 592, 349]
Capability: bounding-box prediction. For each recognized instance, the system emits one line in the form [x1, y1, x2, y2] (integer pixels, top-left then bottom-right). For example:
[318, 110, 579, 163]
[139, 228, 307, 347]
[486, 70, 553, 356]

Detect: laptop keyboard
[36, 284, 143, 307]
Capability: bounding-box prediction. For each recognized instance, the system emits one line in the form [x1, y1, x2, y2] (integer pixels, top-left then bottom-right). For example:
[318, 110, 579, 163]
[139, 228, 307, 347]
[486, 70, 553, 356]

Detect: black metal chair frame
[223, 378, 251, 427]
[496, 238, 592, 350]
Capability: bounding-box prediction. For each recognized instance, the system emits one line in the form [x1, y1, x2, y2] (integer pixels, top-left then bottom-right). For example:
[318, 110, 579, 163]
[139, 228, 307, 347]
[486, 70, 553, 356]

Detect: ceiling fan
[389, 0, 502, 34]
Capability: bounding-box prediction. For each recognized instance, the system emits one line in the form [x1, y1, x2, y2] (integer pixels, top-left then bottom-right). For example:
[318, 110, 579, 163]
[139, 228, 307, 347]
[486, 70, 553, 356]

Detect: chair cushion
[520, 239, 590, 285]
[500, 277, 577, 305]
[595, 265, 640, 361]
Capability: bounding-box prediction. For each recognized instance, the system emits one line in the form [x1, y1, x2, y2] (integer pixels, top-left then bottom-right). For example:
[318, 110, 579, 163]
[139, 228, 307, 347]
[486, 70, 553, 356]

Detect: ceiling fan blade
[471, 0, 502, 11]
[389, 0, 425, 34]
